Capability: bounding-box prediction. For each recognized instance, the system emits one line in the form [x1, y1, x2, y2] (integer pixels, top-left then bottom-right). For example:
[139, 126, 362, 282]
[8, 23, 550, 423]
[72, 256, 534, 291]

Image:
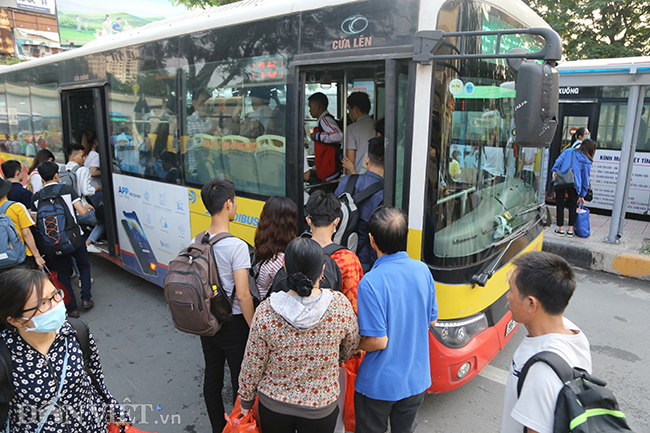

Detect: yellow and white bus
[0, 0, 560, 393]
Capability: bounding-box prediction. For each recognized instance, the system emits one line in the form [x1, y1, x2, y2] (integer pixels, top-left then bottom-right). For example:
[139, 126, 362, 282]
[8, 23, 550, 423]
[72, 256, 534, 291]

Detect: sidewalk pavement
[542, 208, 650, 281]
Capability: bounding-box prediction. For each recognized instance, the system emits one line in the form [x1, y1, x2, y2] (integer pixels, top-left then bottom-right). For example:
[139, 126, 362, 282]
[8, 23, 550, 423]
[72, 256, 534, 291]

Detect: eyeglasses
[23, 289, 65, 314]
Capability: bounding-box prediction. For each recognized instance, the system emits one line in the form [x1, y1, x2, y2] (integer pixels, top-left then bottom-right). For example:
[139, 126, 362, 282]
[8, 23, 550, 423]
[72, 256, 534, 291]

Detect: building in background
[0, 0, 60, 59]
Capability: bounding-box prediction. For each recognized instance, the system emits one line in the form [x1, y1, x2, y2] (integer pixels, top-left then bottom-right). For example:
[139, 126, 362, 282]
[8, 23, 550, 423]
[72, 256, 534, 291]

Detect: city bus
[0, 0, 560, 393]
[549, 57, 650, 218]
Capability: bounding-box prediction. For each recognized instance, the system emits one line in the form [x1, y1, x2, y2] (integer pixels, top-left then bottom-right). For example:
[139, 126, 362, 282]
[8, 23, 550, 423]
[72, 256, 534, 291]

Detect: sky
[58, 0, 191, 19]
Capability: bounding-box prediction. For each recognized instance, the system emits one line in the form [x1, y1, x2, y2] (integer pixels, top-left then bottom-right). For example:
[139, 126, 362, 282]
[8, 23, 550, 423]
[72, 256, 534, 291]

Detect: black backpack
[36, 184, 84, 256]
[334, 175, 384, 253]
[517, 351, 634, 433]
[265, 242, 343, 299]
[0, 318, 107, 429]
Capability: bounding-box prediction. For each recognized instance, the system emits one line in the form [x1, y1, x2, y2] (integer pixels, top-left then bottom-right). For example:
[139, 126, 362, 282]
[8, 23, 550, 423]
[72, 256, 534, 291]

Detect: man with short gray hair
[354, 206, 438, 433]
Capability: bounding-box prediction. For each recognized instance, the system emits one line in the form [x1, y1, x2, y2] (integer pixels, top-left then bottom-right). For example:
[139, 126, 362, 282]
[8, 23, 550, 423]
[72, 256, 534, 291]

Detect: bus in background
[0, 0, 560, 393]
[549, 57, 650, 218]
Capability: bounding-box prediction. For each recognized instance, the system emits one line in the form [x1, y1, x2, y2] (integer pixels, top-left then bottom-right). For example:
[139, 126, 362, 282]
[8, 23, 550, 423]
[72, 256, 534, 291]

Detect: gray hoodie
[269, 289, 334, 330]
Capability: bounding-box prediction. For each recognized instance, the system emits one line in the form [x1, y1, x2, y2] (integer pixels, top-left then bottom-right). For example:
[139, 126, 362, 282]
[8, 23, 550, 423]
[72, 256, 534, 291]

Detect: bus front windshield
[424, 62, 546, 267]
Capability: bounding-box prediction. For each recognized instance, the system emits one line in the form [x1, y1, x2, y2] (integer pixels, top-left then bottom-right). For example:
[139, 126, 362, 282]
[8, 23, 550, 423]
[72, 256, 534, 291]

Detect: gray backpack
[58, 164, 82, 193]
[0, 201, 26, 269]
[164, 232, 232, 336]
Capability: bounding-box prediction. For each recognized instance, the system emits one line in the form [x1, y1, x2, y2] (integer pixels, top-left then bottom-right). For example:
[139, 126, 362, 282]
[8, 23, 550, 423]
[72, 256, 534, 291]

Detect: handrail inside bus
[414, 27, 562, 64]
[436, 186, 476, 205]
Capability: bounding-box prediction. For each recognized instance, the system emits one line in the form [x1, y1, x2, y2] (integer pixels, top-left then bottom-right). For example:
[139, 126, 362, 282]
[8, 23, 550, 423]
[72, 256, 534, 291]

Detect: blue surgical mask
[21, 300, 66, 333]
[584, 133, 591, 140]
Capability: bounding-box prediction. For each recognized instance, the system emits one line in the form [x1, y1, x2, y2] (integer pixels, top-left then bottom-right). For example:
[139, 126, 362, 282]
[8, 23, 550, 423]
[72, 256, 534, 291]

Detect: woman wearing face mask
[0, 268, 131, 432]
[569, 127, 590, 150]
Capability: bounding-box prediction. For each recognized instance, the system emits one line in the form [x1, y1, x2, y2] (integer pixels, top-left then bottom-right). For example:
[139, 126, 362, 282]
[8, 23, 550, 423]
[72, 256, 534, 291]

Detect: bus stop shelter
[557, 57, 650, 243]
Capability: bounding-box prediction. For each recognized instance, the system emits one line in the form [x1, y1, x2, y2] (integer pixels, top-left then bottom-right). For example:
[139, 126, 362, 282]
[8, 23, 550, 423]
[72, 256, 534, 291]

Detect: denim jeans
[77, 209, 105, 243]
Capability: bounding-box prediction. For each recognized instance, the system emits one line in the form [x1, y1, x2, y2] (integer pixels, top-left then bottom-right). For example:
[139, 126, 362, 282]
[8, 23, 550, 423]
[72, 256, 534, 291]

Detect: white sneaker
[79, 277, 94, 288]
[86, 244, 102, 254]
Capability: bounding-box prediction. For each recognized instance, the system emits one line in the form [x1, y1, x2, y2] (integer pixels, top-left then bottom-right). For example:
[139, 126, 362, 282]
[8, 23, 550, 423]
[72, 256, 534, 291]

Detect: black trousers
[555, 187, 578, 227]
[354, 391, 425, 433]
[46, 242, 92, 311]
[259, 401, 339, 433]
[200, 314, 249, 433]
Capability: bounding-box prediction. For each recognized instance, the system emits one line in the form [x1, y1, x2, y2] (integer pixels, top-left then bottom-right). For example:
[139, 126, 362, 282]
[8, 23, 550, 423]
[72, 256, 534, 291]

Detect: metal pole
[342, 70, 349, 173]
[605, 85, 642, 243]
[617, 85, 646, 236]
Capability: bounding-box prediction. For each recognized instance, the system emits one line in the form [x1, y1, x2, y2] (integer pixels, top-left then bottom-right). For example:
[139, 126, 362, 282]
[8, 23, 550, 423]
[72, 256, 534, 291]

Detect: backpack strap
[517, 351, 575, 397]
[198, 232, 237, 301]
[352, 179, 384, 205]
[322, 243, 345, 256]
[67, 318, 110, 403]
[343, 175, 360, 196]
[0, 201, 15, 215]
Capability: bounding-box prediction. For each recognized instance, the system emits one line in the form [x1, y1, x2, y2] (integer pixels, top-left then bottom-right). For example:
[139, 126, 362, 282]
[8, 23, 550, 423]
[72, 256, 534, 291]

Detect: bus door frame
[60, 83, 119, 257]
[290, 58, 415, 223]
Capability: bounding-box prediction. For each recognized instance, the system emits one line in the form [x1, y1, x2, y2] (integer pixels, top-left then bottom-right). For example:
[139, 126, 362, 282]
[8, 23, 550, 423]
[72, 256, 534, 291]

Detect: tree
[169, 0, 239, 9]
[523, 0, 650, 60]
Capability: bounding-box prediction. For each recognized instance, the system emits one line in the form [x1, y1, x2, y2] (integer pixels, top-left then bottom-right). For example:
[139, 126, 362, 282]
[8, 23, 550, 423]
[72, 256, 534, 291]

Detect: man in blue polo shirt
[355, 206, 438, 433]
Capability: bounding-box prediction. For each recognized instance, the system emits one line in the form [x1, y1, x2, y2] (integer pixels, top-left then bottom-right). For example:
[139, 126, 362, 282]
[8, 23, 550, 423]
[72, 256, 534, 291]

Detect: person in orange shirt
[305, 190, 363, 314]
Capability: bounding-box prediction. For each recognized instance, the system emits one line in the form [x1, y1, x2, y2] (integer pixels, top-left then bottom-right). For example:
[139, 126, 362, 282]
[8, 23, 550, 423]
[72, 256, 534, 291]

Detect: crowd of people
[0, 99, 605, 433]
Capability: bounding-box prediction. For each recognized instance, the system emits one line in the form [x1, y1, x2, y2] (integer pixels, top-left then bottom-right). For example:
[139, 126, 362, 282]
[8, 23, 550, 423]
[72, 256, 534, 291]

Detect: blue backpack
[36, 184, 83, 256]
[0, 201, 26, 269]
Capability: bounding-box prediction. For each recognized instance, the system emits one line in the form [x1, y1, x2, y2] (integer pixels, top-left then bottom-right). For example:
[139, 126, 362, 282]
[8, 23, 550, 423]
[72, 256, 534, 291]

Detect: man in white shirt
[342, 92, 375, 175]
[64, 144, 105, 252]
[501, 251, 592, 433]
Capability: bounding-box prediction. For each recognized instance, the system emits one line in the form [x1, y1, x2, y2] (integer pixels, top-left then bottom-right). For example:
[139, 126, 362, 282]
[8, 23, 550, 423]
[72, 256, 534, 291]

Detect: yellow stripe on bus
[407, 228, 544, 320]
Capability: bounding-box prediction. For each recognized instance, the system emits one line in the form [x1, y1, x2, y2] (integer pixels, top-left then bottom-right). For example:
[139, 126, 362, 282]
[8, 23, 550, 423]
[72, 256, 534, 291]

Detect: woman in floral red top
[239, 237, 360, 433]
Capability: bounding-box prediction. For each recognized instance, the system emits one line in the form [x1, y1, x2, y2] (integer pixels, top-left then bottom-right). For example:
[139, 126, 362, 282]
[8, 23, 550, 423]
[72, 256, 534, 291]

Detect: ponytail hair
[284, 237, 324, 297]
[570, 127, 587, 146]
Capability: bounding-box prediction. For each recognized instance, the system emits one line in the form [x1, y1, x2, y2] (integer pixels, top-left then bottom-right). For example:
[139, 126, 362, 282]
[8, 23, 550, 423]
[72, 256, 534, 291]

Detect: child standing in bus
[199, 178, 255, 433]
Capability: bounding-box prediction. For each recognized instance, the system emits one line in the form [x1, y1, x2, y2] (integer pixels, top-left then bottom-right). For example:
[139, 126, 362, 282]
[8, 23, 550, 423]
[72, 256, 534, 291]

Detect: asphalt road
[81, 256, 650, 433]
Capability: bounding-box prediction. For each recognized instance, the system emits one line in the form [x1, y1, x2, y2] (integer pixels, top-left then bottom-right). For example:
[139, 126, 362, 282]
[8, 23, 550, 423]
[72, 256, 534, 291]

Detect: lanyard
[6, 337, 69, 433]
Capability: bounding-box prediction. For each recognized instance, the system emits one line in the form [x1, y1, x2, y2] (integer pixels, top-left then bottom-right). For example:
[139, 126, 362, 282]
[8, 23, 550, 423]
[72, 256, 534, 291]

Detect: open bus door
[60, 86, 119, 258]
[295, 60, 413, 227]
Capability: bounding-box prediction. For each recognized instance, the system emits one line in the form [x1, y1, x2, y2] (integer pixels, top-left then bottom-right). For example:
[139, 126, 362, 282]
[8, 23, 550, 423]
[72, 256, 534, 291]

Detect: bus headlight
[431, 313, 488, 348]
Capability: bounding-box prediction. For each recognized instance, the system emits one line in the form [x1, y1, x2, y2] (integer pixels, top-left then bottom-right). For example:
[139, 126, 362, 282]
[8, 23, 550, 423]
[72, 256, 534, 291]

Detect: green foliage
[58, 10, 160, 29]
[167, 0, 239, 9]
[0, 56, 27, 66]
[524, 0, 650, 60]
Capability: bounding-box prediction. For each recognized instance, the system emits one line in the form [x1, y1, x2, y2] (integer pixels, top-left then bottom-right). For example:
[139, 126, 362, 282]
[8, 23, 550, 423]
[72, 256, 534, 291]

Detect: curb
[543, 238, 650, 281]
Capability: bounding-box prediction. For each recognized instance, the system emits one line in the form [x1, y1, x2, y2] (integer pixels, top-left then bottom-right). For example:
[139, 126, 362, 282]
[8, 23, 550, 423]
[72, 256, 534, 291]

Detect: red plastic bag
[223, 396, 260, 433]
[343, 354, 364, 432]
[44, 266, 72, 306]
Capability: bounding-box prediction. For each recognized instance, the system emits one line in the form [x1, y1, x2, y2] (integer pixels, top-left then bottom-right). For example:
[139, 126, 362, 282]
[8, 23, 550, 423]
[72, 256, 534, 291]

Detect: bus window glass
[638, 103, 650, 152]
[182, 55, 287, 195]
[109, 65, 178, 183]
[5, 83, 33, 156]
[423, 2, 545, 267]
[31, 83, 64, 162]
[598, 102, 627, 150]
[395, 71, 408, 209]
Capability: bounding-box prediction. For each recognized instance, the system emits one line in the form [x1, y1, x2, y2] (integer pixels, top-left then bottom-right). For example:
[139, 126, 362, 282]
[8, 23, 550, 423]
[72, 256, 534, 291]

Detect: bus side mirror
[514, 60, 559, 148]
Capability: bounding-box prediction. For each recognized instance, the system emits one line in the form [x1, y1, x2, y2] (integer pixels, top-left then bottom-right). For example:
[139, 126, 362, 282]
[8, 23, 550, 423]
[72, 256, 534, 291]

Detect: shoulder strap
[343, 174, 359, 196]
[199, 231, 236, 300]
[0, 336, 12, 427]
[0, 201, 15, 215]
[67, 318, 110, 403]
[517, 351, 575, 397]
[195, 231, 234, 247]
[322, 243, 345, 256]
[353, 180, 384, 205]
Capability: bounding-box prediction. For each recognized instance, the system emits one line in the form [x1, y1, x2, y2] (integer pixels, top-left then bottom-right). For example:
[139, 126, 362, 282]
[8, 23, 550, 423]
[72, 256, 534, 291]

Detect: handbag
[585, 183, 594, 202]
[575, 204, 590, 238]
[554, 149, 575, 190]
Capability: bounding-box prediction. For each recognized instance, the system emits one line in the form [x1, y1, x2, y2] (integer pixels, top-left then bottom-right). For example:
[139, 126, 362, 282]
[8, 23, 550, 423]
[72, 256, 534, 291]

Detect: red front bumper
[426, 311, 518, 394]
